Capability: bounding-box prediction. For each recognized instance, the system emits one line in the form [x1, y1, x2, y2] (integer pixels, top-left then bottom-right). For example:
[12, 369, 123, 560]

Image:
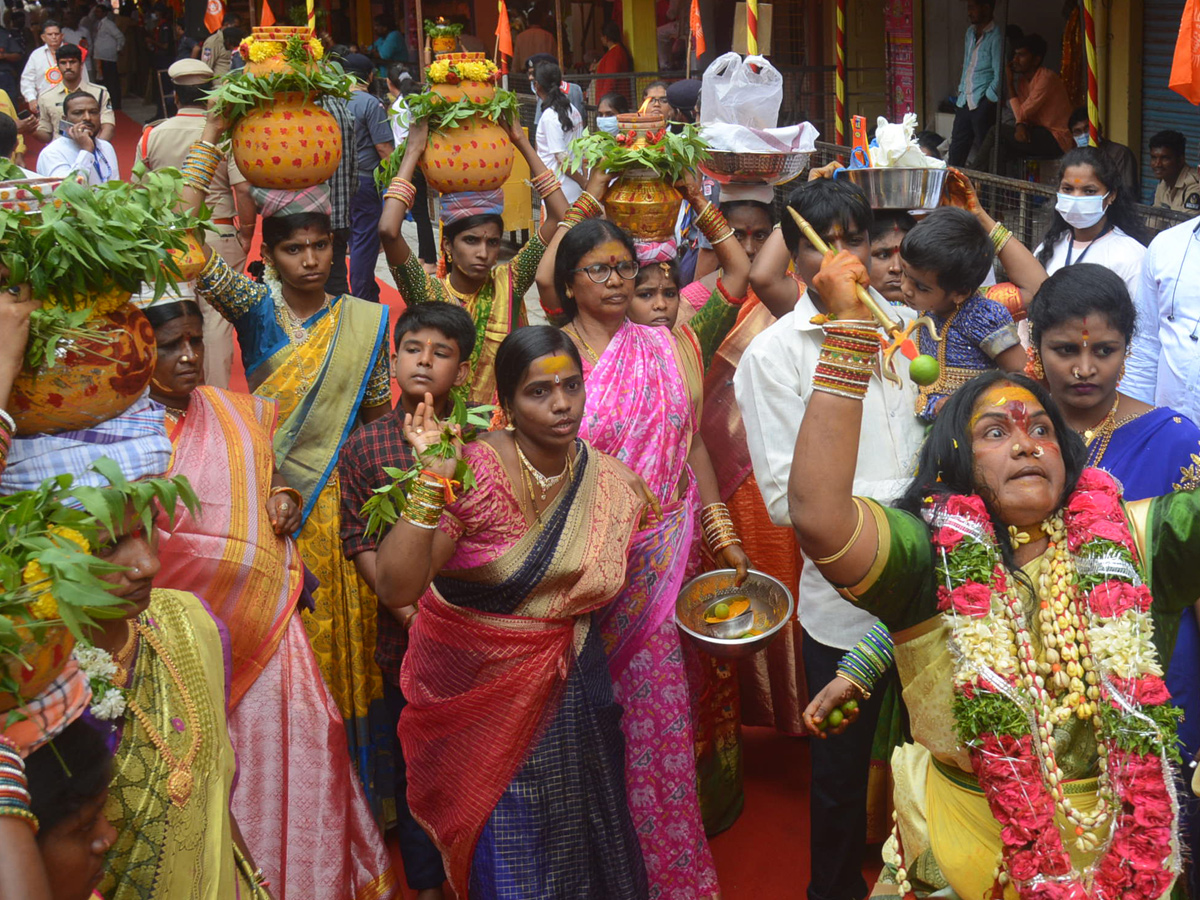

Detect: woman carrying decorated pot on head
[380, 111, 569, 406]
[181, 111, 397, 823]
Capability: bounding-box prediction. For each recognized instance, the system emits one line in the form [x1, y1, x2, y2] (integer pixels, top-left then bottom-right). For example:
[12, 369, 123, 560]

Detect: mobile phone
[16, 109, 31, 120]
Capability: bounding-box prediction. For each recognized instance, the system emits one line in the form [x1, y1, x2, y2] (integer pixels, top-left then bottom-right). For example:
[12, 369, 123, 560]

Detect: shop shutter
[1142, 0, 1200, 203]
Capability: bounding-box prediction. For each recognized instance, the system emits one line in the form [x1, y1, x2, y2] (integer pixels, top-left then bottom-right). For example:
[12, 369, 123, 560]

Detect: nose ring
[1012, 443, 1021, 453]
[131, 566, 140, 575]
[1073, 368, 1082, 379]
[1032, 446, 1045, 458]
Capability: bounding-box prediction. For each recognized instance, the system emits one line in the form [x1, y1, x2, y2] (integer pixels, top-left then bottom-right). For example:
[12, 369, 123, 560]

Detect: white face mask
[596, 116, 619, 135]
[1055, 191, 1109, 229]
[1074, 132, 1090, 148]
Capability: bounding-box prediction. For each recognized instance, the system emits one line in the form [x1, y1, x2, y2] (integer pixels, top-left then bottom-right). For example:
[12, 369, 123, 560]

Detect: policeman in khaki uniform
[136, 57, 255, 389]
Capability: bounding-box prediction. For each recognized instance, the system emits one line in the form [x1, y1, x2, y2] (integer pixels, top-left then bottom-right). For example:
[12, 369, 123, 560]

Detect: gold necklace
[122, 621, 203, 807]
[275, 293, 330, 345]
[441, 275, 483, 305]
[515, 439, 572, 501]
[564, 322, 600, 362]
[1080, 399, 1122, 466]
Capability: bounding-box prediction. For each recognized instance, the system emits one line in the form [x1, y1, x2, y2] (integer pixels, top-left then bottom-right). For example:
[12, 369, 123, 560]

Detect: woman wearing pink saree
[552, 218, 750, 899]
[145, 300, 398, 900]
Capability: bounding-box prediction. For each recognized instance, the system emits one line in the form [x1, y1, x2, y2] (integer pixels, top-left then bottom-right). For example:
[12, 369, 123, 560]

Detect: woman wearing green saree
[379, 117, 569, 405]
[788, 249, 1200, 900]
[182, 114, 396, 821]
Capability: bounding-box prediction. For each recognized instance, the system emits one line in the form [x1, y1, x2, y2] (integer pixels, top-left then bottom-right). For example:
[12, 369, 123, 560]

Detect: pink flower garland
[929, 469, 1179, 900]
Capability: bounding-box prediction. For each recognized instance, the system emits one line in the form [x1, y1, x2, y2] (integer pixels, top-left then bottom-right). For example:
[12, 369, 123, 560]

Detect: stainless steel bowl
[675, 568, 794, 660]
[699, 151, 810, 186]
[837, 166, 948, 210]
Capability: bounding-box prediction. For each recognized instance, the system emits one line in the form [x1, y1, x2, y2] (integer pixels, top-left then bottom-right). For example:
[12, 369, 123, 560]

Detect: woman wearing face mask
[595, 91, 629, 134]
[1034, 146, 1149, 303]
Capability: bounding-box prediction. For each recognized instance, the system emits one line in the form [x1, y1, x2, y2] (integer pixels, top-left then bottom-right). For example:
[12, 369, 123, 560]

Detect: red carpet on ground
[88, 110, 882, 900]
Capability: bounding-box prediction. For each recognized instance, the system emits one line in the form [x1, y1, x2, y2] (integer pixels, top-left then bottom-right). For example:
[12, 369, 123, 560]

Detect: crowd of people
[3, 10, 1200, 900]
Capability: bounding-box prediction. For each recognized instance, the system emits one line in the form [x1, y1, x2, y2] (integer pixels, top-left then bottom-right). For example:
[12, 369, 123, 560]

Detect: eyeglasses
[571, 260, 639, 283]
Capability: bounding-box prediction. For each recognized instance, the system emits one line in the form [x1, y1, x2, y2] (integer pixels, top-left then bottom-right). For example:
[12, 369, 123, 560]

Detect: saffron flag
[689, 0, 705, 56]
[259, 0, 276, 27]
[496, 0, 514, 58]
[204, 0, 225, 33]
[1170, 0, 1200, 103]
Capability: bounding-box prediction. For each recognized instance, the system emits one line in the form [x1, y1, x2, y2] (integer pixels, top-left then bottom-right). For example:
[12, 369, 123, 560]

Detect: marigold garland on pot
[925, 468, 1181, 900]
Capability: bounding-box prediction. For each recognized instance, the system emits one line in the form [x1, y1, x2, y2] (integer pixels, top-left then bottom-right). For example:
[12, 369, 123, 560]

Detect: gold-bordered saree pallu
[156, 386, 398, 900]
[250, 296, 397, 823]
[399, 443, 648, 900]
[99, 589, 253, 900]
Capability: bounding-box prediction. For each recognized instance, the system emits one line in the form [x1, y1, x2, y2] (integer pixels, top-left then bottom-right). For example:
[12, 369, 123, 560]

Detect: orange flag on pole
[1170, 0, 1200, 103]
[260, 0, 276, 27]
[496, 0, 514, 58]
[689, 0, 705, 56]
[204, 0, 225, 33]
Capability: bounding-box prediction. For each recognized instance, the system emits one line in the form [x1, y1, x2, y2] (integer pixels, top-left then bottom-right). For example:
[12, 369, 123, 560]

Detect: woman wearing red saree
[376, 327, 653, 899]
[146, 300, 397, 900]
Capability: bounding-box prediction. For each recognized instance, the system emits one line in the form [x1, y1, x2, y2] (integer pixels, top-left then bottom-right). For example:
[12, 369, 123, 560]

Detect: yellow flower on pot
[49, 526, 90, 553]
[22, 559, 58, 621]
[248, 40, 284, 62]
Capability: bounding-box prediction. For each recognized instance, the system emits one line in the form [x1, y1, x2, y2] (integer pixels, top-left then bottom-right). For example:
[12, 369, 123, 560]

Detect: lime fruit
[840, 699, 859, 715]
[712, 602, 731, 620]
[826, 708, 844, 728]
[816, 717, 828, 731]
[909, 354, 939, 386]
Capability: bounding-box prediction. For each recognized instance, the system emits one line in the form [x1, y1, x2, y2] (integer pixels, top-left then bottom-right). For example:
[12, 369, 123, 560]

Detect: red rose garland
[927, 469, 1181, 900]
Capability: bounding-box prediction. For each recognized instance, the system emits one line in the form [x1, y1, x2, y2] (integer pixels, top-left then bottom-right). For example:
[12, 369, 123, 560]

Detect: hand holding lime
[840, 699, 859, 715]
[826, 707, 844, 729]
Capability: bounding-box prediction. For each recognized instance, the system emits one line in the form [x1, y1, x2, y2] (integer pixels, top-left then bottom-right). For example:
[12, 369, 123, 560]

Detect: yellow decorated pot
[431, 35, 458, 53]
[0, 619, 75, 713]
[421, 82, 513, 194]
[10, 302, 156, 435]
[231, 92, 342, 190]
[164, 231, 207, 281]
[604, 170, 681, 242]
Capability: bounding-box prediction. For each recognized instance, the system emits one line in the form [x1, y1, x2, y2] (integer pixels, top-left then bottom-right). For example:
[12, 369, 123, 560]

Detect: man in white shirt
[734, 178, 925, 900]
[1122, 216, 1200, 422]
[20, 19, 89, 110]
[35, 89, 118, 184]
[90, 3, 123, 110]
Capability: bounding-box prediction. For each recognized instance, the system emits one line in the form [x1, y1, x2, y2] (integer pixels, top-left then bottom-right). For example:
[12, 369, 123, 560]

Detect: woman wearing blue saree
[1028, 262, 1200, 897]
[180, 114, 396, 821]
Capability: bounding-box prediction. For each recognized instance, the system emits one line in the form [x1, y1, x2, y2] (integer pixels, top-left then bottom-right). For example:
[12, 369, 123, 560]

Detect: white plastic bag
[700, 121, 818, 154]
[868, 114, 946, 169]
[700, 53, 784, 129]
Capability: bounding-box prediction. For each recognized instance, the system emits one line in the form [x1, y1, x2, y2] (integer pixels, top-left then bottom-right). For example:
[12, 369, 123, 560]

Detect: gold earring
[1031, 351, 1045, 381]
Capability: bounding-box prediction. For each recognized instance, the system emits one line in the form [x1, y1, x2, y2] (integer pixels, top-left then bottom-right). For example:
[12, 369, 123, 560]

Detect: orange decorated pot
[164, 231, 207, 281]
[0, 619, 74, 713]
[421, 82, 513, 194]
[604, 170, 681, 242]
[431, 35, 458, 53]
[431, 79, 497, 105]
[231, 92, 343, 190]
[10, 303, 157, 435]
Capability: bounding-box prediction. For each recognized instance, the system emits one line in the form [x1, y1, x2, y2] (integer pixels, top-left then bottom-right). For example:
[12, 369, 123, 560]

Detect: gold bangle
[813, 498, 865, 565]
[835, 671, 872, 700]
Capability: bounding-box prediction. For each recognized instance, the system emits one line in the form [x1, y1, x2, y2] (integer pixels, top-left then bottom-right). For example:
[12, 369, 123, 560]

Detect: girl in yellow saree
[183, 115, 395, 820]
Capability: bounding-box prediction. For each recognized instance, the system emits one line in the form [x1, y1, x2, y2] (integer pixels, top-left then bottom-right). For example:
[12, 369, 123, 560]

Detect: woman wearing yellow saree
[182, 116, 395, 820]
